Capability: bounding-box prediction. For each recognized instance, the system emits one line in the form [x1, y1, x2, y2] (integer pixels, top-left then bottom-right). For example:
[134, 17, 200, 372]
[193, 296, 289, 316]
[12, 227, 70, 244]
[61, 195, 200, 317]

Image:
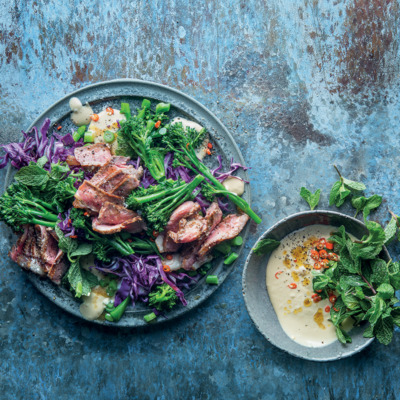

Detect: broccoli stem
[25, 218, 56, 228]
[179, 145, 262, 224]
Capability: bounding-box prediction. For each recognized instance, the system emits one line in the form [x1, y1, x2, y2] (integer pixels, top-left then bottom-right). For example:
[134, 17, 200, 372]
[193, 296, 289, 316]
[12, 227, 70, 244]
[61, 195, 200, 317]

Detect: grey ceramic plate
[242, 210, 390, 362]
[5, 79, 251, 327]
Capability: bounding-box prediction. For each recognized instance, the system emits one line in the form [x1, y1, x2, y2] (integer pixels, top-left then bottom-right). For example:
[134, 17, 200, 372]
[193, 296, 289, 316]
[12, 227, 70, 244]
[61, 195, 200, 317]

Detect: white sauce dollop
[69, 97, 94, 126]
[266, 225, 353, 348]
[222, 177, 245, 196]
[79, 286, 111, 321]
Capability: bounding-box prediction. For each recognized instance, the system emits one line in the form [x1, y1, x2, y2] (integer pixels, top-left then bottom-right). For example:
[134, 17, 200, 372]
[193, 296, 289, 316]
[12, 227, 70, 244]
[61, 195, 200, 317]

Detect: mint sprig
[300, 187, 320, 210]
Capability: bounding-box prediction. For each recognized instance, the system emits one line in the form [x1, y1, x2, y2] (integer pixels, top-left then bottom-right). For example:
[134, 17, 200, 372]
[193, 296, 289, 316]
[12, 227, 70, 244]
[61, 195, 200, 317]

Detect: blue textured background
[1, 1, 400, 399]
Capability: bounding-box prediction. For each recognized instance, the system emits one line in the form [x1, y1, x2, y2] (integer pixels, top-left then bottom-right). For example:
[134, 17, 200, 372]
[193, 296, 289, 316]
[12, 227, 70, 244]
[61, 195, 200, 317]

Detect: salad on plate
[0, 98, 261, 323]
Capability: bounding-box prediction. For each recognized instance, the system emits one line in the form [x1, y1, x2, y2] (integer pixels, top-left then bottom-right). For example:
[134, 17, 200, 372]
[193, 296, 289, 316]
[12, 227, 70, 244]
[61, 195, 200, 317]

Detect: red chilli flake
[57, 125, 62, 130]
[325, 306, 331, 313]
[288, 283, 297, 289]
[275, 271, 283, 279]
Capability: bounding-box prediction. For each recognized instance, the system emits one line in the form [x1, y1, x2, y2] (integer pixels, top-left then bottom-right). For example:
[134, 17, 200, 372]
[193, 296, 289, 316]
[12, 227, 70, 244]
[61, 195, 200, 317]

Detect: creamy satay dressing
[266, 225, 352, 348]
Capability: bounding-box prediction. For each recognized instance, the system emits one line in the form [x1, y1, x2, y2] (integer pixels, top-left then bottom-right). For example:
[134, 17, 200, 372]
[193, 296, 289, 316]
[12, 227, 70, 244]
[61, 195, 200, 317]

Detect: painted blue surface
[1, 1, 400, 399]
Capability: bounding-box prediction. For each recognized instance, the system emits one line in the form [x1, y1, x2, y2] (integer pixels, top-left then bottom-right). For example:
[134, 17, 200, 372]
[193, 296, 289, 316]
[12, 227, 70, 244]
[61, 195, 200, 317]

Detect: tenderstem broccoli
[0, 183, 59, 231]
[162, 123, 262, 224]
[126, 174, 205, 232]
[118, 99, 170, 182]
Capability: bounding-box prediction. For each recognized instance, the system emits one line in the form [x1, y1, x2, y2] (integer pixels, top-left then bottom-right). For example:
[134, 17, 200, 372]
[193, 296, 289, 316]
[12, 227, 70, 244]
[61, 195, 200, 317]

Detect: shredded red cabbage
[211, 155, 250, 183]
[0, 119, 84, 170]
[95, 255, 199, 308]
[57, 209, 76, 237]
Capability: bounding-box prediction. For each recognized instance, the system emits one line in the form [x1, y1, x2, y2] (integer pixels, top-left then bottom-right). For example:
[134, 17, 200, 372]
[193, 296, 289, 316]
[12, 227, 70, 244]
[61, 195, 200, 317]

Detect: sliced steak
[168, 214, 207, 244]
[35, 225, 64, 267]
[92, 215, 144, 235]
[47, 260, 68, 285]
[74, 181, 124, 213]
[74, 143, 112, 167]
[155, 232, 181, 253]
[166, 201, 201, 232]
[66, 155, 80, 167]
[97, 202, 138, 225]
[110, 175, 139, 197]
[203, 202, 223, 236]
[198, 213, 249, 258]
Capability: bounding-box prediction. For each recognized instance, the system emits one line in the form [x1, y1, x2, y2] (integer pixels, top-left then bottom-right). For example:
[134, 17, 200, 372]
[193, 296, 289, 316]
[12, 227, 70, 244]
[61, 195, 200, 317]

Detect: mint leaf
[49, 162, 71, 181]
[388, 261, 400, 290]
[351, 196, 367, 217]
[336, 184, 351, 207]
[70, 242, 93, 258]
[36, 156, 48, 168]
[392, 308, 400, 327]
[375, 316, 393, 345]
[384, 217, 397, 245]
[253, 238, 280, 255]
[15, 164, 49, 187]
[329, 181, 341, 206]
[363, 324, 374, 338]
[371, 259, 390, 286]
[300, 187, 320, 210]
[336, 327, 352, 344]
[342, 177, 366, 192]
[341, 293, 360, 310]
[66, 260, 98, 298]
[363, 195, 382, 219]
[365, 296, 385, 326]
[313, 274, 330, 291]
[377, 283, 394, 300]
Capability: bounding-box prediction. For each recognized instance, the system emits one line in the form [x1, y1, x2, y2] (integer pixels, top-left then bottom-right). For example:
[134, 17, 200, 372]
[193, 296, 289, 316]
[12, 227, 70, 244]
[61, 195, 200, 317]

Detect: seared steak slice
[46, 260, 68, 285]
[74, 143, 112, 167]
[168, 214, 207, 244]
[109, 175, 139, 197]
[92, 215, 145, 235]
[97, 202, 138, 225]
[155, 232, 182, 253]
[198, 213, 249, 258]
[166, 201, 201, 232]
[74, 181, 124, 213]
[203, 202, 223, 236]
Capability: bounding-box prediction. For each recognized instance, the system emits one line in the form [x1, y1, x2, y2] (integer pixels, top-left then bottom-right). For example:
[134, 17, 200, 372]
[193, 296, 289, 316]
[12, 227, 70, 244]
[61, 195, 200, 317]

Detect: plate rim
[5, 78, 252, 327]
[242, 209, 385, 362]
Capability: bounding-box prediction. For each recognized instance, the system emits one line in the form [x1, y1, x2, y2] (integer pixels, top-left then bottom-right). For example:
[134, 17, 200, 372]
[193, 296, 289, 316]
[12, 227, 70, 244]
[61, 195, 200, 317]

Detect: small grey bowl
[242, 210, 390, 362]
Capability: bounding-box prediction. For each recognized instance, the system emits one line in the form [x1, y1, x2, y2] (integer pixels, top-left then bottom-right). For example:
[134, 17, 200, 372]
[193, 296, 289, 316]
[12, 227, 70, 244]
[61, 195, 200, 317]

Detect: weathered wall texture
[1, 1, 400, 399]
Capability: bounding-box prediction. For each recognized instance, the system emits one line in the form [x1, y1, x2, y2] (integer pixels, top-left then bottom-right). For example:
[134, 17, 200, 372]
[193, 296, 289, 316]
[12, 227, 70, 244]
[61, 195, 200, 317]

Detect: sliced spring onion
[230, 236, 243, 246]
[213, 241, 231, 255]
[156, 102, 170, 114]
[224, 252, 239, 265]
[84, 130, 95, 143]
[73, 125, 86, 142]
[105, 313, 114, 322]
[206, 275, 219, 285]
[142, 99, 151, 109]
[103, 130, 115, 143]
[120, 102, 131, 119]
[144, 312, 157, 323]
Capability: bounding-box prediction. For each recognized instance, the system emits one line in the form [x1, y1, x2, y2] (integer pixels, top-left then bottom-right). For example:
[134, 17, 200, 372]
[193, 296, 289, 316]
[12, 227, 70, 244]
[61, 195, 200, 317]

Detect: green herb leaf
[253, 238, 280, 255]
[374, 316, 394, 345]
[363, 195, 382, 219]
[363, 324, 374, 338]
[54, 225, 78, 255]
[336, 326, 352, 344]
[377, 283, 395, 300]
[69, 242, 93, 258]
[36, 156, 48, 168]
[392, 308, 400, 328]
[388, 261, 400, 290]
[342, 177, 366, 192]
[351, 196, 367, 217]
[300, 187, 320, 210]
[329, 181, 342, 206]
[370, 259, 390, 286]
[15, 164, 49, 187]
[66, 260, 98, 298]
[384, 217, 397, 245]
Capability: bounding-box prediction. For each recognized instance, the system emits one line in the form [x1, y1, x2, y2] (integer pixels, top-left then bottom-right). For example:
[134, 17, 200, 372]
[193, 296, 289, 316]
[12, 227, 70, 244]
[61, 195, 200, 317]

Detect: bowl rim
[242, 209, 389, 362]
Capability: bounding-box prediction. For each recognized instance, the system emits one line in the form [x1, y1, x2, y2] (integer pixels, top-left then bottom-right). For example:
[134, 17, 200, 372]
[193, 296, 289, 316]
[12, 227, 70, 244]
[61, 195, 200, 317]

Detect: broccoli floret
[0, 183, 59, 231]
[126, 175, 205, 232]
[148, 283, 178, 311]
